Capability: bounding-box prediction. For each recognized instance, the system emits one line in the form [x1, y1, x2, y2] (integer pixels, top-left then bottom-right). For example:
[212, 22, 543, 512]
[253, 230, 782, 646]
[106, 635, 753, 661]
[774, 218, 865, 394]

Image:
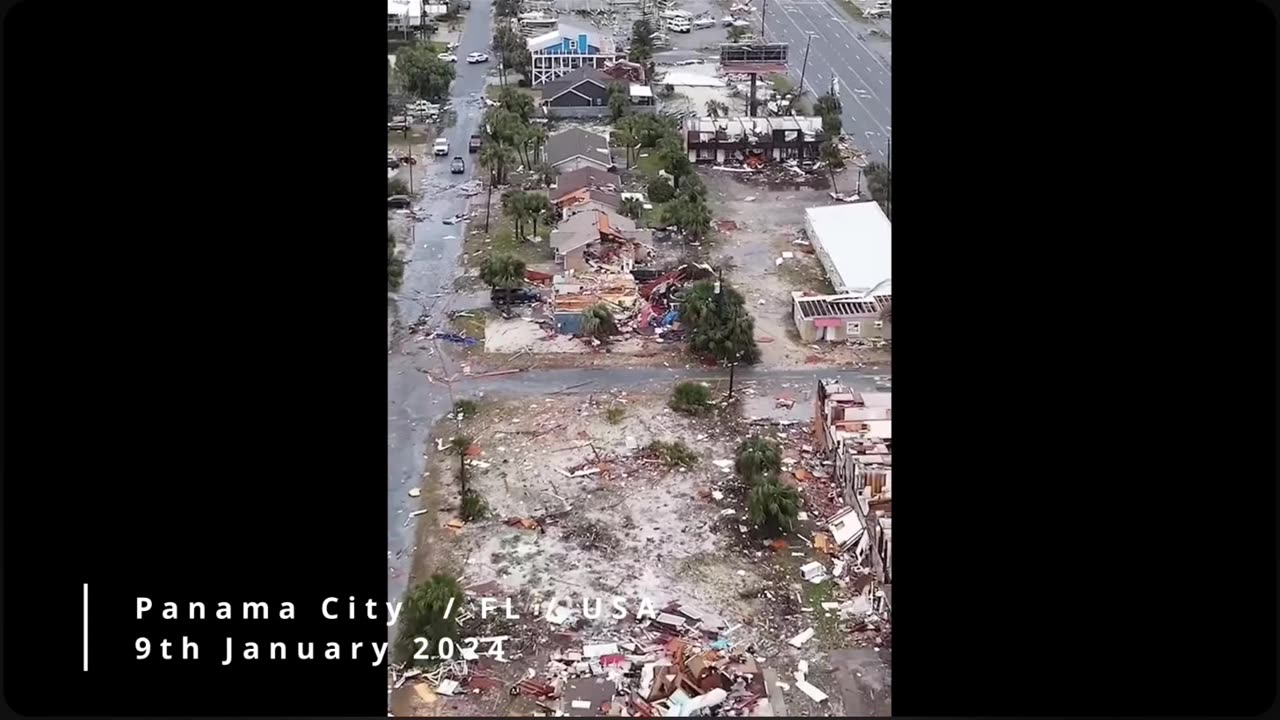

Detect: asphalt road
[762, 0, 892, 160]
[386, 0, 496, 611]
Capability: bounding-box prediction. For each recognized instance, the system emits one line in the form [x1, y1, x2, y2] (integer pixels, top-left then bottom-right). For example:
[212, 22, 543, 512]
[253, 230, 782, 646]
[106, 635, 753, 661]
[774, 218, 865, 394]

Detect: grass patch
[635, 152, 666, 177]
[831, 0, 874, 22]
[387, 128, 435, 149]
[800, 570, 844, 643]
[485, 84, 541, 103]
[605, 406, 626, 424]
[450, 312, 487, 339]
[646, 440, 698, 468]
[769, 73, 795, 95]
[463, 214, 554, 266]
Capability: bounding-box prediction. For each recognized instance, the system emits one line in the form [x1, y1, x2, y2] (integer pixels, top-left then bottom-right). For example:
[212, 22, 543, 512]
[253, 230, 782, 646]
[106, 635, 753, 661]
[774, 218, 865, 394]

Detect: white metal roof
[805, 202, 891, 294]
[629, 84, 654, 98]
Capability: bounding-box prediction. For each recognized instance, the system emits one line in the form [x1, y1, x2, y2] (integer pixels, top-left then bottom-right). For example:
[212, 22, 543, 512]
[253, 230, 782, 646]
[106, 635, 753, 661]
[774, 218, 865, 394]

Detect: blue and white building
[527, 22, 618, 86]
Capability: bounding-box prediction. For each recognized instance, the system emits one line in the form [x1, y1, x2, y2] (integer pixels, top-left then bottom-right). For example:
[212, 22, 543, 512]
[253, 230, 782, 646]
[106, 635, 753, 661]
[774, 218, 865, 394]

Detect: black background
[2, 0, 1276, 716]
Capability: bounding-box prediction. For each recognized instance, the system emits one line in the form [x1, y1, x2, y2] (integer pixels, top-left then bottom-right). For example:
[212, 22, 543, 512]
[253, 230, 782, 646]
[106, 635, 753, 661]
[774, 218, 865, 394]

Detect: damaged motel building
[793, 202, 892, 343]
[682, 116, 825, 165]
[816, 380, 892, 605]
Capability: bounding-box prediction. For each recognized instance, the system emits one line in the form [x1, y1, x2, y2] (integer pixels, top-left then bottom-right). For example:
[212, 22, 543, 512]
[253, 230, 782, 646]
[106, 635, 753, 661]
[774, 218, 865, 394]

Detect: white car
[433, 138, 450, 156]
[437, 52, 457, 62]
[466, 52, 489, 64]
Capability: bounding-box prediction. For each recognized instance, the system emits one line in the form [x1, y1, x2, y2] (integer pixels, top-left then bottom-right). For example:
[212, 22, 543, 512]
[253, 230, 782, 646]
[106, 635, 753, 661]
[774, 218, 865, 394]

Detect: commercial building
[791, 285, 891, 343]
[528, 22, 619, 86]
[683, 116, 825, 164]
[803, 202, 891, 294]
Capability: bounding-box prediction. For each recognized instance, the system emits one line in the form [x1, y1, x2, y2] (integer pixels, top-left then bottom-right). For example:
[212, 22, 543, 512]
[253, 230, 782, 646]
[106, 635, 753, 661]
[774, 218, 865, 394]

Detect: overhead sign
[719, 42, 789, 74]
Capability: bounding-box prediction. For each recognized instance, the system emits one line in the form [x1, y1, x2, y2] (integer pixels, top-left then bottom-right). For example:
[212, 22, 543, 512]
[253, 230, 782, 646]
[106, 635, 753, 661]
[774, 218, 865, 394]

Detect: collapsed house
[815, 379, 892, 592]
[495, 604, 781, 717]
[550, 205, 654, 273]
[550, 272, 641, 335]
[682, 116, 825, 165]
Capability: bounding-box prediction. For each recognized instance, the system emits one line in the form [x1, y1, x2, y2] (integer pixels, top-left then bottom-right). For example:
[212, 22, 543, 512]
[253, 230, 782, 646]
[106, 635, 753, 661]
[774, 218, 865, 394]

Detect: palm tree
[614, 117, 638, 169]
[502, 190, 529, 237]
[747, 478, 802, 535]
[705, 99, 728, 118]
[480, 141, 518, 186]
[735, 436, 782, 482]
[578, 302, 618, 340]
[620, 197, 645, 221]
[523, 193, 554, 237]
[534, 161, 558, 188]
[527, 125, 547, 166]
[479, 254, 526, 289]
[819, 140, 845, 195]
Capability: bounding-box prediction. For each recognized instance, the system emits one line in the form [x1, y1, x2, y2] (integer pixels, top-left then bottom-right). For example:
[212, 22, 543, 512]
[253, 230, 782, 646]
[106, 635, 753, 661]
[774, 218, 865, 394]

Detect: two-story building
[682, 116, 824, 164]
[527, 22, 619, 86]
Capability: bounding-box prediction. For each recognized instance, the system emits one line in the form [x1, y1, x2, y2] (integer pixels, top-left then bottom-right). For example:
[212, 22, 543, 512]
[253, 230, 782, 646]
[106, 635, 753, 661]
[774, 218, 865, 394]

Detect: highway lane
[761, 0, 892, 160]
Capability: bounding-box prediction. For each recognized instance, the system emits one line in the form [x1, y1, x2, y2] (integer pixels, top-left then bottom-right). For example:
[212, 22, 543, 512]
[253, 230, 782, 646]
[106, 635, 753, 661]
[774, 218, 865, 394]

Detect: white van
[668, 15, 691, 32]
[433, 138, 450, 156]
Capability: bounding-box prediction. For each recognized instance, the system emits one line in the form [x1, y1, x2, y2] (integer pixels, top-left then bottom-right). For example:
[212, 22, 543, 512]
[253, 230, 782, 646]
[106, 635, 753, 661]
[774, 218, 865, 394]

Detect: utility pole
[408, 142, 414, 194]
[798, 33, 813, 99]
[760, 0, 767, 40]
[484, 171, 494, 232]
[715, 265, 739, 401]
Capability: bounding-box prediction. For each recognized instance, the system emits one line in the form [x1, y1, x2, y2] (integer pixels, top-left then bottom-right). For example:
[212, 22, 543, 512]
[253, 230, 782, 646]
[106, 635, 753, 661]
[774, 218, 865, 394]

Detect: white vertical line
[83, 583, 89, 671]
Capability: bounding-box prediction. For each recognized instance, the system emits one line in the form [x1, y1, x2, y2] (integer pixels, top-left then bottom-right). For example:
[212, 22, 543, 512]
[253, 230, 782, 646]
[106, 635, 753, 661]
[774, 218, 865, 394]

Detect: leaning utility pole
[798, 33, 813, 98]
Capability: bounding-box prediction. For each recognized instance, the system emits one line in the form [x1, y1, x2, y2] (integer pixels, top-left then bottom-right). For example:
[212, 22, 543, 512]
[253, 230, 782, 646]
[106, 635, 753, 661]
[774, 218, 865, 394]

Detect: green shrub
[747, 478, 802, 535]
[646, 440, 698, 468]
[669, 381, 712, 416]
[735, 436, 782, 483]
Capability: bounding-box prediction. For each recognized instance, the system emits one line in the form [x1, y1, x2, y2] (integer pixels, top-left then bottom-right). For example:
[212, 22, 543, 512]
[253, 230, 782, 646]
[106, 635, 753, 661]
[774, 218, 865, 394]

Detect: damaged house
[816, 379, 892, 589]
[543, 127, 614, 173]
[682, 116, 825, 165]
[550, 272, 641, 336]
[538, 67, 655, 118]
[550, 204, 654, 273]
[549, 166, 622, 209]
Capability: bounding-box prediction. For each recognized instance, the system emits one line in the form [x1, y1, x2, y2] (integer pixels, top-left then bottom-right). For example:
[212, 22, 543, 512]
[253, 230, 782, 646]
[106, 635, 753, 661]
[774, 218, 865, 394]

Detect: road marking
[780, 3, 890, 112]
[809, 0, 893, 75]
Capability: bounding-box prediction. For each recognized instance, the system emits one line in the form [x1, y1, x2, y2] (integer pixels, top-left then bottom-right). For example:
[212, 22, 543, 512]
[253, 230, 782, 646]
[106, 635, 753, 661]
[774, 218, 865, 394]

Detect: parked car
[438, 52, 457, 62]
[387, 195, 413, 209]
[450, 156, 466, 174]
[468, 134, 483, 153]
[491, 287, 541, 306]
[387, 157, 401, 169]
[387, 120, 409, 132]
[466, 52, 489, 64]
[433, 138, 450, 156]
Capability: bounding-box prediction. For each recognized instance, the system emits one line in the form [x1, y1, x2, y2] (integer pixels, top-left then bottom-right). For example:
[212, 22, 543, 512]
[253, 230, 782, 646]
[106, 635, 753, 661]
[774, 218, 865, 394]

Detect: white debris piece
[436, 679, 459, 696]
[583, 642, 620, 658]
[571, 700, 592, 709]
[788, 628, 815, 648]
[795, 679, 829, 703]
[408, 488, 421, 497]
[800, 561, 826, 581]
